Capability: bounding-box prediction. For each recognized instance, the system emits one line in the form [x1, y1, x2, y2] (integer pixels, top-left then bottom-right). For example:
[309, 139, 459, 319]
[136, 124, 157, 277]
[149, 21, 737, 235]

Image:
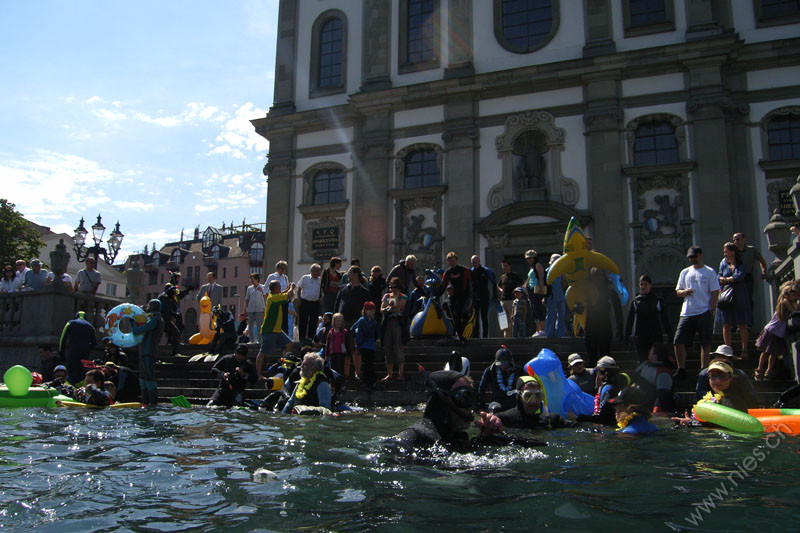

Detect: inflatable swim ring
[693, 402, 764, 433]
[106, 303, 147, 348]
[747, 409, 800, 435]
[524, 349, 595, 417]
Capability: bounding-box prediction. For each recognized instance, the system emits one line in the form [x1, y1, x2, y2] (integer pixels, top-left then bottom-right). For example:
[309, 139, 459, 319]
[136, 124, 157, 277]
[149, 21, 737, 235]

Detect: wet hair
[85, 369, 105, 387]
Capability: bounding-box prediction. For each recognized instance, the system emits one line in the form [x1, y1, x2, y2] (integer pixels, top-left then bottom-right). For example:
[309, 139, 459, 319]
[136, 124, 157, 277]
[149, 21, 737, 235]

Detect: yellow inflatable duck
[546, 217, 619, 335]
[189, 295, 216, 345]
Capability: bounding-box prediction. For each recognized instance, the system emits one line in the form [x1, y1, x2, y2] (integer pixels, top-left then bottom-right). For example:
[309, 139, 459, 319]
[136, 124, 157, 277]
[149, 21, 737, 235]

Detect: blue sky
[0, 1, 277, 261]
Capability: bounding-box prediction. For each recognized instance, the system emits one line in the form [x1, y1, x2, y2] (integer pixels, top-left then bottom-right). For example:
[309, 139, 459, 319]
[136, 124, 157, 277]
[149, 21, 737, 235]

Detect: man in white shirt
[296, 263, 322, 341]
[245, 273, 266, 343]
[74, 257, 101, 295]
[265, 260, 289, 292]
[14, 259, 29, 282]
[673, 246, 720, 380]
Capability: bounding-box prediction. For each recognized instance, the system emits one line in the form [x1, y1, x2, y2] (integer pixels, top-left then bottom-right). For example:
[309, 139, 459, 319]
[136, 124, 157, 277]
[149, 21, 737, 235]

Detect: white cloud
[0, 150, 118, 221]
[206, 102, 268, 159]
[114, 201, 155, 211]
[86, 96, 102, 104]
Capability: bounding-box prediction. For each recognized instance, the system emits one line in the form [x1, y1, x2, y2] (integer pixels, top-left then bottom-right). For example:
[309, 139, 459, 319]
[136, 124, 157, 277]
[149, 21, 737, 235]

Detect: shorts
[260, 331, 293, 355]
[673, 311, 713, 347]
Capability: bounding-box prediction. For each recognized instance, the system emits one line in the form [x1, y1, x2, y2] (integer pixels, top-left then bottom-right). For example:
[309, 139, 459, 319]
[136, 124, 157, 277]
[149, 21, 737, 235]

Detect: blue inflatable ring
[105, 303, 147, 348]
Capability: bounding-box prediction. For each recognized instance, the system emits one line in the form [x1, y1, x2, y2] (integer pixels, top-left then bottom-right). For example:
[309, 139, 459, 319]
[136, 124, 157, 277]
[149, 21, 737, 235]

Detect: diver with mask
[479, 375, 576, 432]
[389, 370, 546, 451]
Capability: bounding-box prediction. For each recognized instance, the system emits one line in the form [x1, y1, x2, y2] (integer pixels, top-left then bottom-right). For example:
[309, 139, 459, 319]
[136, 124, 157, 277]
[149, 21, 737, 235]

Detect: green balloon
[4, 365, 33, 397]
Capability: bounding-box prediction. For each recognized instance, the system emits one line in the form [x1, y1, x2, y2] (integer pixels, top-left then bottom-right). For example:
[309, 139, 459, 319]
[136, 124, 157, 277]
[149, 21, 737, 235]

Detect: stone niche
[487, 110, 580, 210]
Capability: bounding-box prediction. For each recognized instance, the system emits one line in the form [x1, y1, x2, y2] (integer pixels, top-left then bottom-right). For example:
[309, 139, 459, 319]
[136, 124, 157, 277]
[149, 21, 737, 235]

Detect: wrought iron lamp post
[73, 215, 124, 264]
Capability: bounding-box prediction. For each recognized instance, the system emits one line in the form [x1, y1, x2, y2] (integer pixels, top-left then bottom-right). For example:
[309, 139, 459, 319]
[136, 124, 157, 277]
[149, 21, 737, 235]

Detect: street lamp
[73, 214, 124, 264]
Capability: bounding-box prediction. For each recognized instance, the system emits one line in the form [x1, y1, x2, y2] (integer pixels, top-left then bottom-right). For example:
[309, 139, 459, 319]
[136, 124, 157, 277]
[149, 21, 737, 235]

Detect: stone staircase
[150, 334, 797, 409]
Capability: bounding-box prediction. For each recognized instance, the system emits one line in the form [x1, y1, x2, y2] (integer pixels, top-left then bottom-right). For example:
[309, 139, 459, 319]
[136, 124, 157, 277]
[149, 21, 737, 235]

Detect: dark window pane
[634, 120, 679, 166]
[629, 0, 667, 27]
[761, 0, 800, 19]
[406, 0, 435, 64]
[318, 17, 343, 88]
[502, 0, 552, 50]
[404, 149, 440, 189]
[768, 114, 800, 161]
[313, 169, 345, 205]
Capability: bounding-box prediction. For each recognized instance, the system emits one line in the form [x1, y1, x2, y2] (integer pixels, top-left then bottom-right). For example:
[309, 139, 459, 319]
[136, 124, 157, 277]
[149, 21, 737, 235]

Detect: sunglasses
[708, 373, 732, 381]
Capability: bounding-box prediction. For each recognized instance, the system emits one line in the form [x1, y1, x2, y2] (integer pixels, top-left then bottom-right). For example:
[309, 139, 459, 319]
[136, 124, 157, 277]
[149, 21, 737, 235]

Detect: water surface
[0, 407, 798, 532]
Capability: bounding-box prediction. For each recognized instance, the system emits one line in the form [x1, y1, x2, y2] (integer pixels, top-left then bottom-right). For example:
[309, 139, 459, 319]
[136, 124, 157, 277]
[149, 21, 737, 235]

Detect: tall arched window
[313, 169, 345, 204]
[404, 149, 440, 189]
[310, 11, 348, 97]
[494, 0, 559, 54]
[399, 0, 440, 72]
[250, 242, 264, 264]
[633, 121, 679, 166]
[767, 114, 800, 161]
[318, 18, 343, 88]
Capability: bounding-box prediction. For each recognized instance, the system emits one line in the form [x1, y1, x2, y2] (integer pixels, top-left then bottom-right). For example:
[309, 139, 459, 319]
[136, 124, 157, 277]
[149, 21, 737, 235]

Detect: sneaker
[532, 331, 546, 338]
[672, 368, 686, 380]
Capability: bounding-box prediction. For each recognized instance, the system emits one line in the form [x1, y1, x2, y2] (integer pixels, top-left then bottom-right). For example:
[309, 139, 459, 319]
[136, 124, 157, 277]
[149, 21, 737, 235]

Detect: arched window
[250, 242, 264, 264]
[210, 245, 220, 260]
[313, 169, 345, 204]
[767, 114, 800, 161]
[310, 11, 347, 97]
[633, 121, 679, 166]
[170, 249, 181, 264]
[151, 250, 160, 265]
[494, 0, 559, 54]
[318, 18, 343, 88]
[404, 149, 440, 189]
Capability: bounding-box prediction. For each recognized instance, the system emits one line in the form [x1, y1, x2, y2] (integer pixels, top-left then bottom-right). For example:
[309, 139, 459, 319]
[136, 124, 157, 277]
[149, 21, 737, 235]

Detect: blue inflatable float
[524, 348, 595, 417]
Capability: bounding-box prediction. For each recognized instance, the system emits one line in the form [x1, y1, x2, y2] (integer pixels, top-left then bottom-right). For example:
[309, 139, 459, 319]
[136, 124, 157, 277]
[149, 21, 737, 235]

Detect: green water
[0, 407, 798, 532]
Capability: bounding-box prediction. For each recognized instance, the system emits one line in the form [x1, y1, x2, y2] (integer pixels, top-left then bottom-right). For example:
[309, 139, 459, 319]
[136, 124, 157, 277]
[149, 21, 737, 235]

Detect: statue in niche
[643, 194, 681, 236]
[405, 214, 440, 252]
[513, 131, 546, 191]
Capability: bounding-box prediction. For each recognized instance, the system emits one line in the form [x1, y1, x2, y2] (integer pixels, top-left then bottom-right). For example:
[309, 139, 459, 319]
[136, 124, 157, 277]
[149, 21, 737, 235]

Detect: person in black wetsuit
[478, 347, 522, 412]
[390, 370, 485, 449]
[210, 306, 237, 355]
[159, 284, 183, 356]
[207, 344, 258, 407]
[483, 375, 576, 432]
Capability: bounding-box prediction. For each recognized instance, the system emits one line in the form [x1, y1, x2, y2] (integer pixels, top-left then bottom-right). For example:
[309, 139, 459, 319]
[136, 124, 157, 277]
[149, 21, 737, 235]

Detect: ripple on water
[0, 407, 798, 530]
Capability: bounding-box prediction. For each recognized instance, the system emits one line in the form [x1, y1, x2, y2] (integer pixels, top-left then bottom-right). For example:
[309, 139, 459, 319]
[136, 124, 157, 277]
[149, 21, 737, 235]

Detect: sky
[0, 0, 278, 262]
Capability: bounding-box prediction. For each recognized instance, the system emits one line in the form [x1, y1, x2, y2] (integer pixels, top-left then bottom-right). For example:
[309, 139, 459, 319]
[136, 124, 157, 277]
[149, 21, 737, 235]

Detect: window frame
[399, 0, 441, 74]
[493, 0, 560, 55]
[622, 0, 675, 38]
[309, 10, 348, 98]
[403, 148, 441, 189]
[754, 0, 800, 28]
[767, 112, 800, 162]
[632, 120, 681, 167]
[311, 168, 346, 206]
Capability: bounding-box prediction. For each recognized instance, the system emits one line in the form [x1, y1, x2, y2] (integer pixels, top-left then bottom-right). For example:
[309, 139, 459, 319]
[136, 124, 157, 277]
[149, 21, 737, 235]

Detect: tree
[0, 199, 47, 267]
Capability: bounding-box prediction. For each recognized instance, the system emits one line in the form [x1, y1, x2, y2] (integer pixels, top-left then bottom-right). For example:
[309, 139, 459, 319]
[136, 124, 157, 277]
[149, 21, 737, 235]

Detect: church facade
[252, 0, 800, 323]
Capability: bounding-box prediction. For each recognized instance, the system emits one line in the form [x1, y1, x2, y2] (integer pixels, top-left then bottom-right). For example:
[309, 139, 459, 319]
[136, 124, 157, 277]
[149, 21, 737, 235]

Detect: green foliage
[0, 199, 47, 267]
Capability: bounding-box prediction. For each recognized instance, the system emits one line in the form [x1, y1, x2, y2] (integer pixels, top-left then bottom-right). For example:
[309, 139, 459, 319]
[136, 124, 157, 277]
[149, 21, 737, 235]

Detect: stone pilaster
[684, 55, 735, 250]
[583, 72, 631, 283]
[262, 134, 295, 274]
[351, 107, 394, 268]
[271, 0, 298, 115]
[444, 0, 475, 78]
[442, 96, 479, 261]
[360, 0, 392, 92]
[583, 0, 615, 58]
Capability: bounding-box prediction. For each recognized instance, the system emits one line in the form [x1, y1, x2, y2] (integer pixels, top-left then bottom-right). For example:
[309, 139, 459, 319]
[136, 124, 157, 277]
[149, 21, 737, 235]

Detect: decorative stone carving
[395, 196, 443, 267]
[304, 216, 345, 260]
[488, 110, 579, 210]
[767, 178, 797, 215]
[485, 233, 510, 249]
